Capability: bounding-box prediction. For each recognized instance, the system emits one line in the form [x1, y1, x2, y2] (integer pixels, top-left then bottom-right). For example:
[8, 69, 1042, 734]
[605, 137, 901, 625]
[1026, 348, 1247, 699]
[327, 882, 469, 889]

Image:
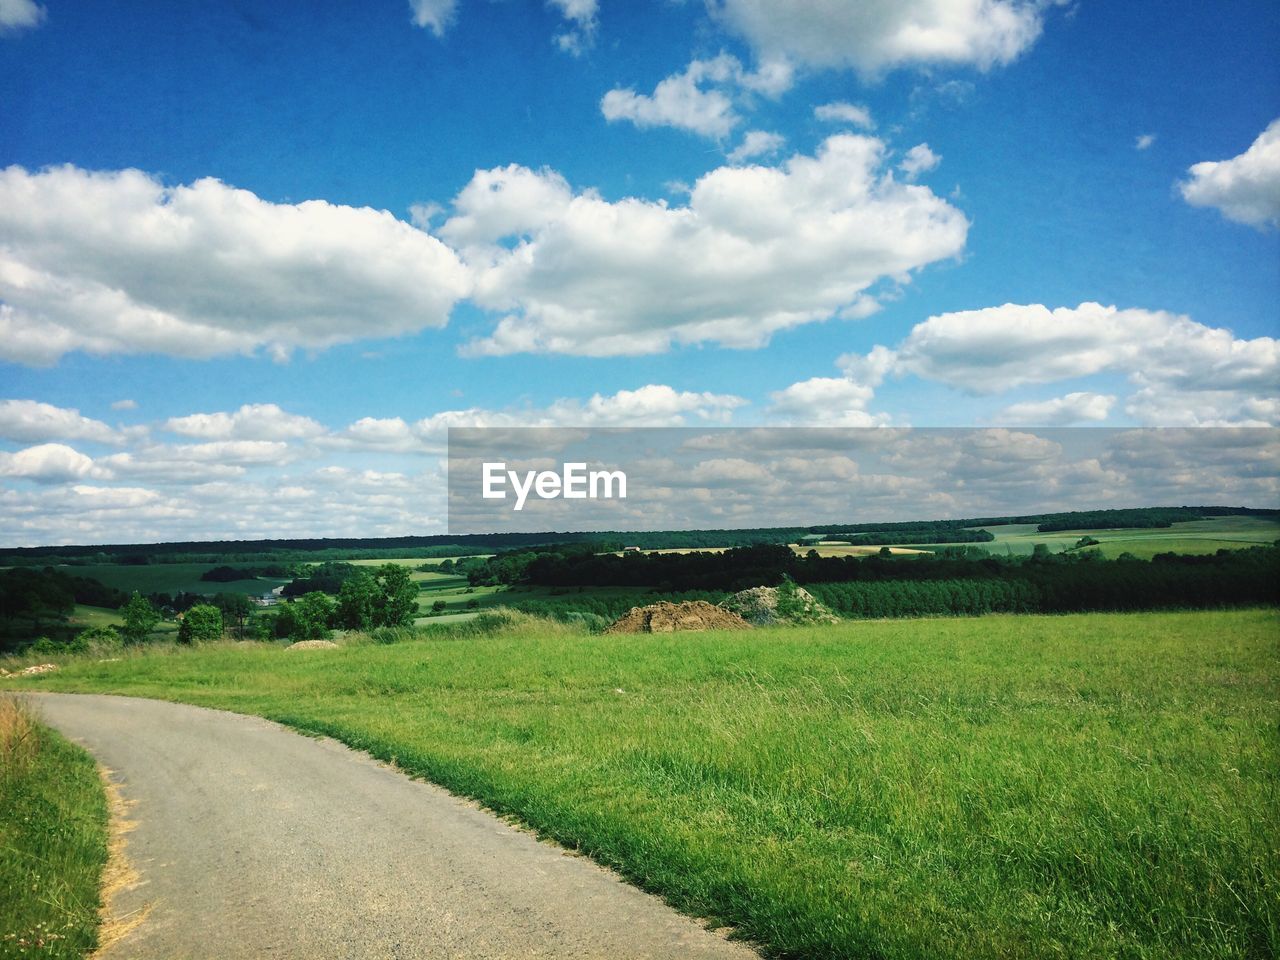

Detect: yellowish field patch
[794, 544, 931, 557]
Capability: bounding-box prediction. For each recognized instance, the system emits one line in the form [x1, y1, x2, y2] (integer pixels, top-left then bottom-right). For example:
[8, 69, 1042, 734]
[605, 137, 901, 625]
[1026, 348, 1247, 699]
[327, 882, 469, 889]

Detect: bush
[177, 604, 223, 645]
[78, 625, 121, 652]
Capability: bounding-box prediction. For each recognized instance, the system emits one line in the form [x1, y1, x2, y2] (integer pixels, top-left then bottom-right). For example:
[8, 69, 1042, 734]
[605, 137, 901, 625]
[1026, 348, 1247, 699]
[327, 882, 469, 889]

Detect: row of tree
[476, 542, 1278, 616]
[9, 506, 1272, 567]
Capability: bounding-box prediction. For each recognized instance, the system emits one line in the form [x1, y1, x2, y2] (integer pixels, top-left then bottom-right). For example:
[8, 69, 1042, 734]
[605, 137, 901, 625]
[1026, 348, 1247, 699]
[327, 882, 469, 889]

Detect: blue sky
[0, 0, 1277, 543]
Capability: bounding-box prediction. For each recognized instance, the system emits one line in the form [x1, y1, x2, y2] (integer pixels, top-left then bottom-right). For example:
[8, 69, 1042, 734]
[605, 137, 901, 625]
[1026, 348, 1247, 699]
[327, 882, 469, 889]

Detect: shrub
[78, 625, 121, 652]
[177, 603, 223, 645]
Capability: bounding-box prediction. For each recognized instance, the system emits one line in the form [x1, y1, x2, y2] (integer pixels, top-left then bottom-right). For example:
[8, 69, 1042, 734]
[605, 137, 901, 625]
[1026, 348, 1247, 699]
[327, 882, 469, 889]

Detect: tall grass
[0, 695, 108, 959]
[13, 610, 1280, 959]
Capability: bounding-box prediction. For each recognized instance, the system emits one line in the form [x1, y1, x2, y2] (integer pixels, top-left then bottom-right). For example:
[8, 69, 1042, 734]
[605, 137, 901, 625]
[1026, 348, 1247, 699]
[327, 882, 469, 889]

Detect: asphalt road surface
[31, 693, 759, 960]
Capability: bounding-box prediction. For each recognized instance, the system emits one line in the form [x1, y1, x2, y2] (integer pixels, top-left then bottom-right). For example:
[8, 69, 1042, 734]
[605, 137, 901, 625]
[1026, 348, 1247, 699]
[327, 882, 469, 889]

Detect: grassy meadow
[942, 516, 1280, 558]
[47, 562, 291, 597]
[0, 696, 108, 959]
[11, 608, 1278, 960]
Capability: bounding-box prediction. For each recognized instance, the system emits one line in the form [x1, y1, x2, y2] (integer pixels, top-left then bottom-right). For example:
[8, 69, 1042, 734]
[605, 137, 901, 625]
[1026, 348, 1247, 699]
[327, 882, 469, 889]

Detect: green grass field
[12, 609, 1277, 959]
[951, 516, 1280, 558]
[0, 696, 108, 959]
[53, 562, 291, 597]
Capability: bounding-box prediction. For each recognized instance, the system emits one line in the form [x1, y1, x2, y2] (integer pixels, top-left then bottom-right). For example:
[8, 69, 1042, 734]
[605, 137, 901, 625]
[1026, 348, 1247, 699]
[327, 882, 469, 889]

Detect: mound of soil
[285, 639, 340, 651]
[605, 601, 752, 634]
[719, 585, 840, 626]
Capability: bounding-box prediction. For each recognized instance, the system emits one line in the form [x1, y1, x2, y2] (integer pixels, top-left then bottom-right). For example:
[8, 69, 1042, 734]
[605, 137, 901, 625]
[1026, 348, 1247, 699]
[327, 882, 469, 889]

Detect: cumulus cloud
[814, 102, 874, 128]
[600, 54, 792, 139]
[992, 392, 1116, 425]
[0, 400, 123, 444]
[437, 164, 572, 247]
[110, 399, 138, 411]
[451, 135, 968, 356]
[768, 378, 886, 427]
[711, 0, 1053, 75]
[1135, 133, 1155, 151]
[0, 165, 470, 365]
[162, 403, 326, 441]
[899, 143, 942, 179]
[892, 303, 1278, 399]
[0, 443, 105, 483]
[727, 130, 786, 163]
[806, 302, 1278, 427]
[407, 0, 457, 36]
[1179, 118, 1280, 229]
[601, 56, 743, 138]
[0, 0, 44, 35]
[326, 384, 748, 452]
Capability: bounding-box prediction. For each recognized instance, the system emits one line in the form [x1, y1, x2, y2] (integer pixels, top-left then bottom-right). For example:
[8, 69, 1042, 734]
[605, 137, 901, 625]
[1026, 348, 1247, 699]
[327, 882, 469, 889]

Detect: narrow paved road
[31, 693, 758, 960]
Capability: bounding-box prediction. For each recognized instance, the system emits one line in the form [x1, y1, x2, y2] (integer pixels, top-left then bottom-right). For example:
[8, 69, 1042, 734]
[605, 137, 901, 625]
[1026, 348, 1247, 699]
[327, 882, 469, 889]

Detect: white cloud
[0, 443, 104, 483]
[1180, 118, 1280, 229]
[0, 400, 123, 444]
[408, 0, 457, 37]
[151, 440, 296, 465]
[326, 384, 748, 452]
[600, 54, 792, 140]
[94, 452, 247, 484]
[711, 0, 1053, 75]
[814, 102, 874, 128]
[162, 403, 325, 441]
[768, 377, 886, 427]
[110, 399, 138, 411]
[1135, 133, 1156, 151]
[818, 302, 1278, 426]
[454, 135, 968, 356]
[544, 384, 746, 426]
[900, 143, 941, 179]
[727, 130, 785, 163]
[548, 0, 598, 55]
[0, 165, 470, 365]
[893, 303, 1278, 398]
[601, 56, 743, 138]
[437, 164, 572, 247]
[993, 392, 1116, 425]
[0, 0, 44, 34]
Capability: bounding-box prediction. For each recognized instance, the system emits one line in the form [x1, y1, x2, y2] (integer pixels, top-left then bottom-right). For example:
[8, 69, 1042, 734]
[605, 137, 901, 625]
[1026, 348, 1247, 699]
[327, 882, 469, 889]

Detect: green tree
[178, 604, 223, 644]
[269, 604, 295, 640]
[120, 592, 160, 645]
[212, 593, 254, 639]
[375, 564, 419, 627]
[291, 592, 335, 641]
[336, 571, 379, 631]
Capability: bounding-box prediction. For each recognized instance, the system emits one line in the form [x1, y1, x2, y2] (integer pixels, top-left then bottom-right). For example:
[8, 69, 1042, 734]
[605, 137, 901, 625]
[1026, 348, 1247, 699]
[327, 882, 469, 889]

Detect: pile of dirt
[1, 663, 59, 678]
[285, 639, 340, 651]
[719, 585, 840, 626]
[605, 601, 752, 634]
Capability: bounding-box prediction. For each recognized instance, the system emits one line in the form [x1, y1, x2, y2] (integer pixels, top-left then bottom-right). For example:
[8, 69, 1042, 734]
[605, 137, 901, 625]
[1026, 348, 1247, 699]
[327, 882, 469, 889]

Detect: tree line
[473, 542, 1279, 617]
[6, 506, 1273, 567]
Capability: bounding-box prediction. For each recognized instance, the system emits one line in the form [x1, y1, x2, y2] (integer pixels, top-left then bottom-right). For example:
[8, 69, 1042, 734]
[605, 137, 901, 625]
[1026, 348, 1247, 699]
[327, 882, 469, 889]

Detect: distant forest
[467, 542, 1280, 617]
[1, 506, 1275, 565]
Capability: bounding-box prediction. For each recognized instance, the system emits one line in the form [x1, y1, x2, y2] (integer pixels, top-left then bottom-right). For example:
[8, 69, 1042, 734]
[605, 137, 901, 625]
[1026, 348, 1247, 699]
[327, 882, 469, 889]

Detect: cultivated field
[13, 609, 1278, 960]
[948, 516, 1280, 558]
[48, 562, 292, 597]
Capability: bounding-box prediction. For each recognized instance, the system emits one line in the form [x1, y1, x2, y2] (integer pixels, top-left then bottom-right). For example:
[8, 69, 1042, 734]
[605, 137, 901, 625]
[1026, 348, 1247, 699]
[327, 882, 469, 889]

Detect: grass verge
[0, 695, 108, 959]
[10, 609, 1280, 959]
